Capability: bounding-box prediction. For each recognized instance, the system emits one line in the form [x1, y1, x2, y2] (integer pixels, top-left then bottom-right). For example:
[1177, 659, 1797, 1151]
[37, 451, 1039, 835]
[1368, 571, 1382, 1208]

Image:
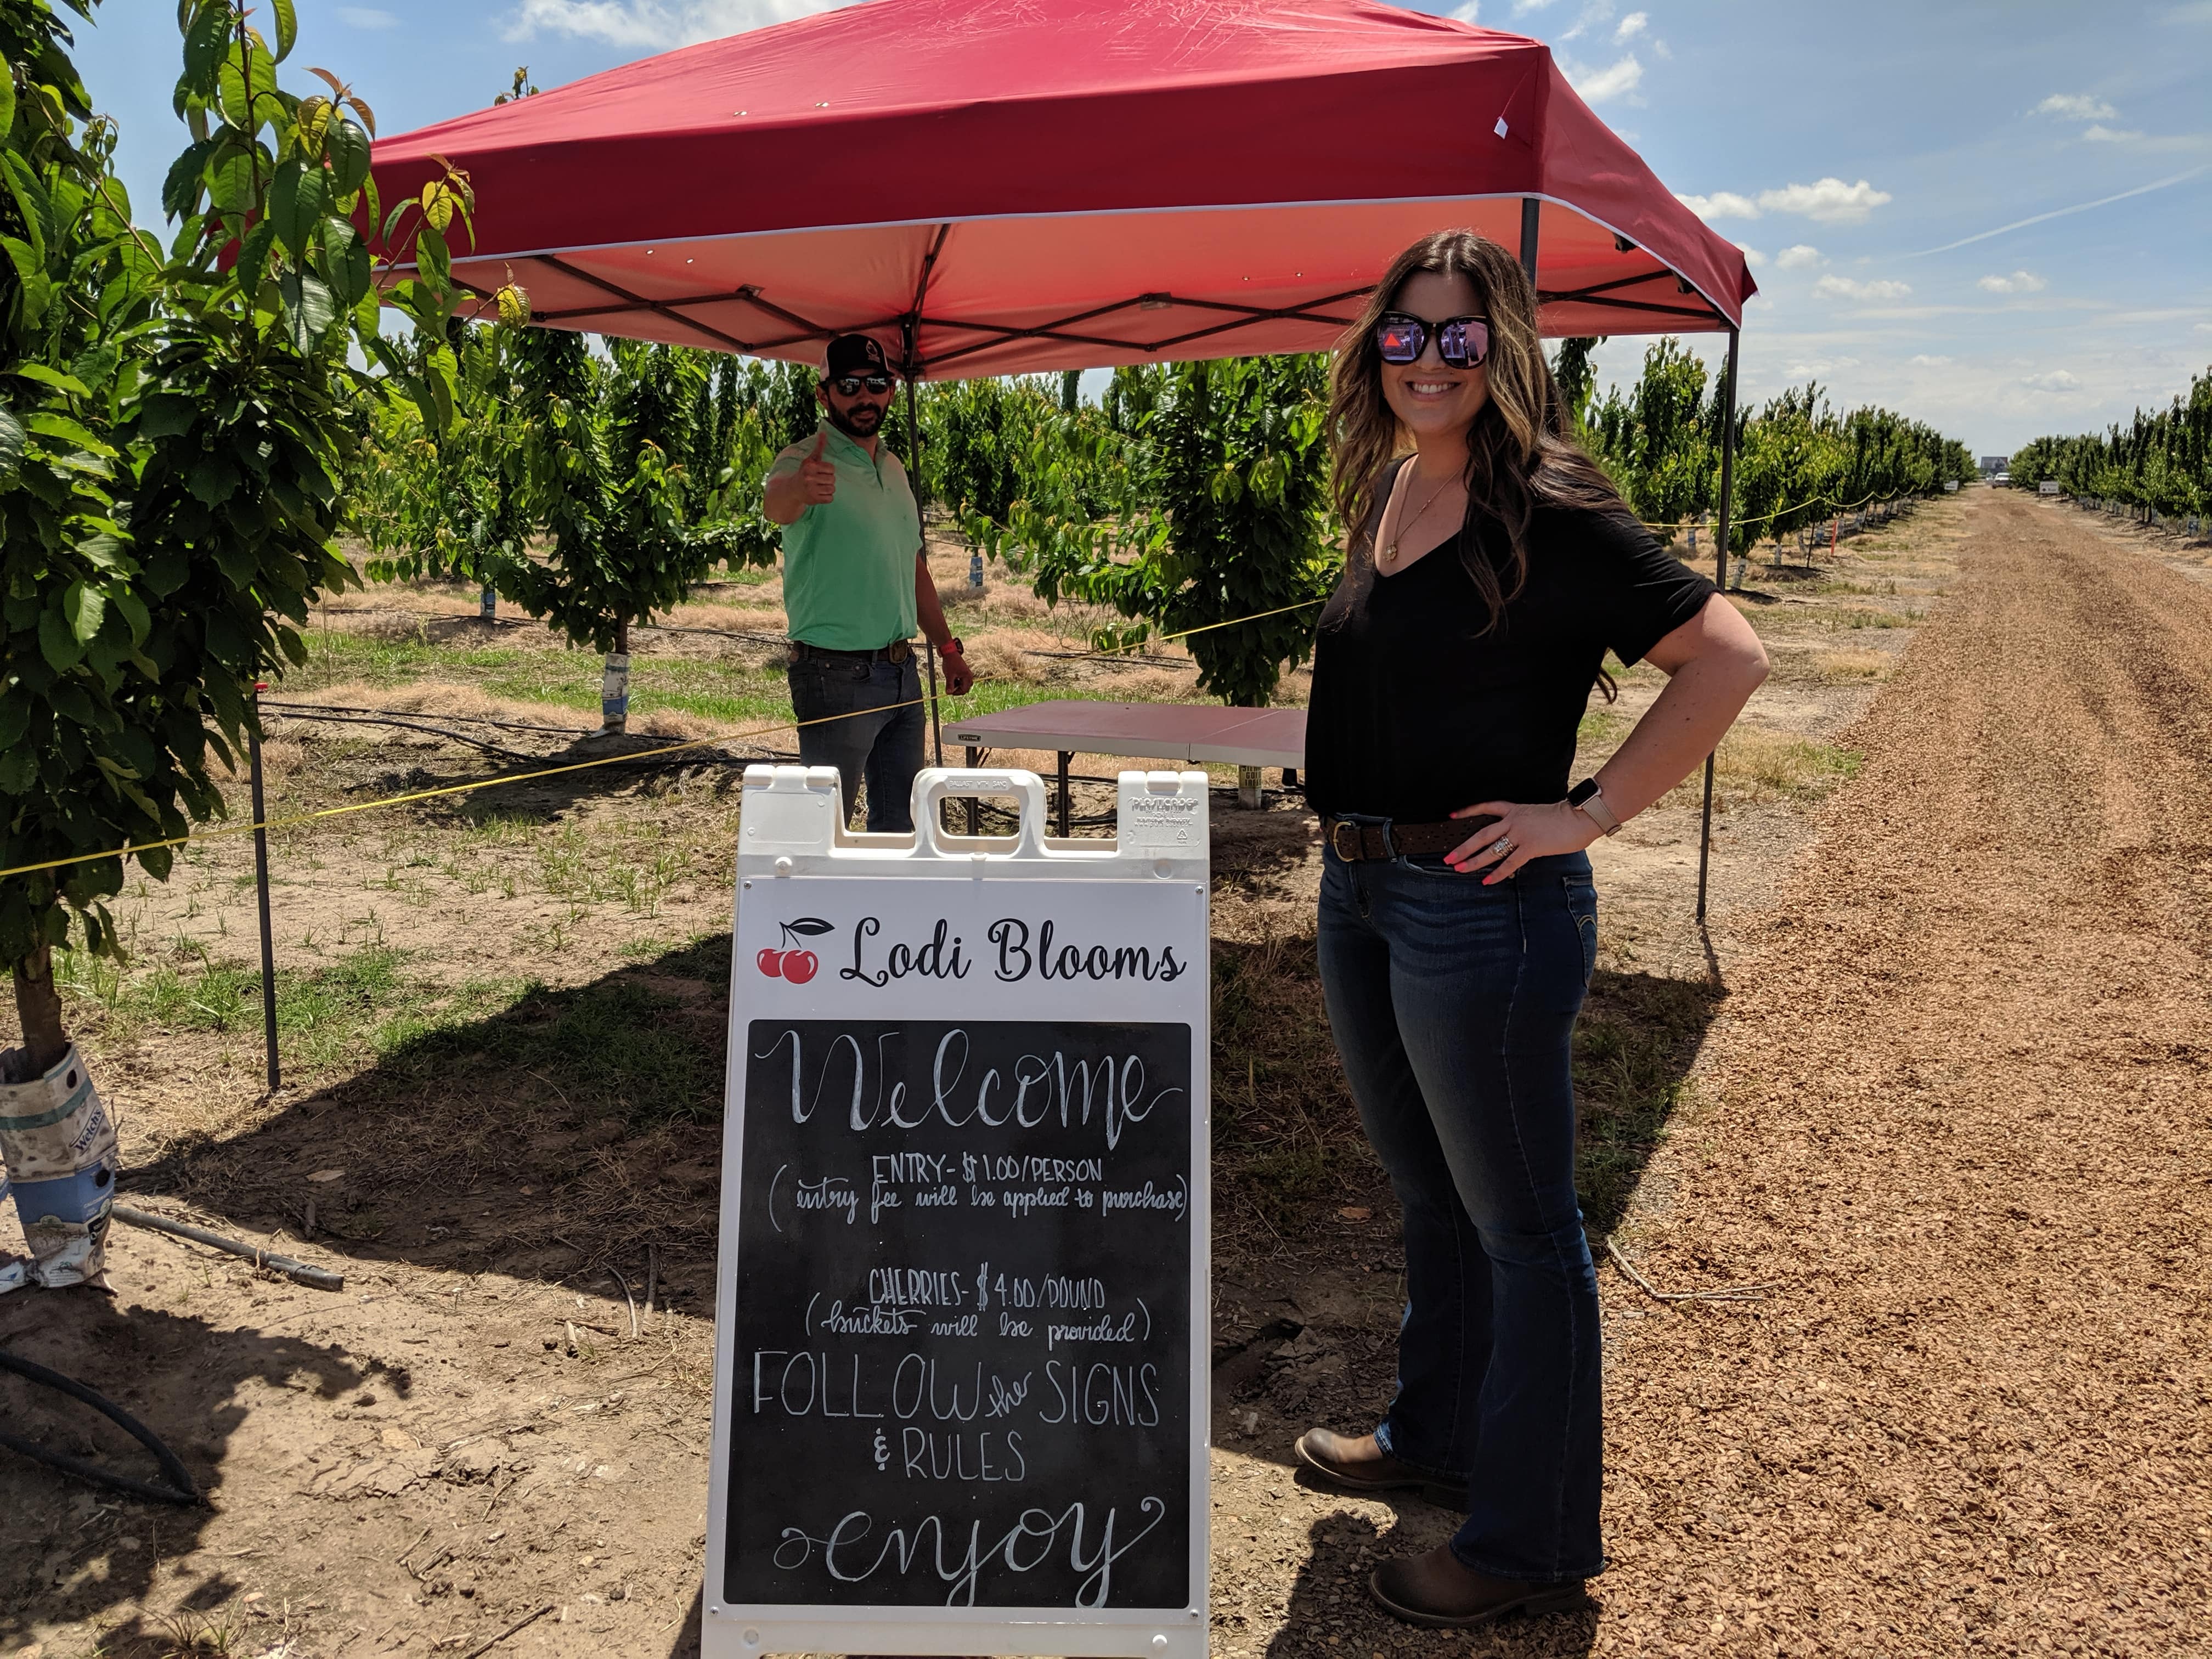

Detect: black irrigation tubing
[0, 1345, 202, 1506]
[262, 703, 802, 771]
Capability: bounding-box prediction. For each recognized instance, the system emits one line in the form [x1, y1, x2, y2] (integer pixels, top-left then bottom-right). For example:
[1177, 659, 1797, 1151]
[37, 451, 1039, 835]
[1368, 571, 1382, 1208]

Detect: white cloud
[2021, 370, 2081, 391]
[1758, 177, 1892, 223]
[1651, 36, 1672, 58]
[1977, 270, 2048, 294]
[1775, 244, 1825, 270]
[1566, 54, 1643, 102]
[1677, 189, 1759, 221]
[503, 0, 842, 48]
[1615, 9, 1648, 41]
[1787, 357, 1860, 376]
[1448, 0, 1481, 19]
[2195, 321, 2212, 333]
[1736, 244, 1767, 268]
[1813, 275, 1913, 301]
[337, 4, 400, 24]
[2082, 125, 2145, 142]
[1676, 178, 1892, 225]
[1909, 354, 1954, 366]
[2036, 93, 2119, 121]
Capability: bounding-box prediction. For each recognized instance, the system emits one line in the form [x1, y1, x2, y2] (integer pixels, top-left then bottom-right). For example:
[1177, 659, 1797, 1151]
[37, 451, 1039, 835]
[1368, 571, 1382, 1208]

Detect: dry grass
[1812, 647, 1892, 681]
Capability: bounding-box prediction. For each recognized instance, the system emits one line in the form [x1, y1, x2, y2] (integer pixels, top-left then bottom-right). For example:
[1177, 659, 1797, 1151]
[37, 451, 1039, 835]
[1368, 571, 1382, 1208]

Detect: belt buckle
[1329, 820, 1363, 861]
[887, 639, 912, 665]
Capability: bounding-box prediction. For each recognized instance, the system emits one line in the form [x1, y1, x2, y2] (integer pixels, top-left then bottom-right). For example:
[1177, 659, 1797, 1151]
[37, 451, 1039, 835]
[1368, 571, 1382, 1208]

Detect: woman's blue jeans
[1316, 833, 1605, 1583]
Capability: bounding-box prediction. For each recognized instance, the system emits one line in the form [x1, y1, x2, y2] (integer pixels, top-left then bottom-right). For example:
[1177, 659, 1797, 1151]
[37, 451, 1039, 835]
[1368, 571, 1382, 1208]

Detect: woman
[1295, 230, 1769, 1628]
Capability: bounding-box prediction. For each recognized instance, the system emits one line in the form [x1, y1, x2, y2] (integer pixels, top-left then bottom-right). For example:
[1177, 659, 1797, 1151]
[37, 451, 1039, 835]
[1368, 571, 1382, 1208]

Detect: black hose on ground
[0, 1344, 201, 1505]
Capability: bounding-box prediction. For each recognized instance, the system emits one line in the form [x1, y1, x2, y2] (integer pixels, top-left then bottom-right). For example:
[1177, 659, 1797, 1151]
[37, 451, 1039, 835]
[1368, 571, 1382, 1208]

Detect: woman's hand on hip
[1447, 799, 1598, 883]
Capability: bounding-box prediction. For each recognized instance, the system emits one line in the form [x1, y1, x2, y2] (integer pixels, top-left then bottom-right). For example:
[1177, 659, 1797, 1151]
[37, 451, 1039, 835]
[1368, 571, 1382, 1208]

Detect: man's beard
[828, 401, 884, 438]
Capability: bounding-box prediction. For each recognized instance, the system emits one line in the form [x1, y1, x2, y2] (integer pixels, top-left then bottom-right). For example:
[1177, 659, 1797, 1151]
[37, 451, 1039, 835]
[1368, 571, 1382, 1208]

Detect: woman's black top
[1305, 484, 1716, 824]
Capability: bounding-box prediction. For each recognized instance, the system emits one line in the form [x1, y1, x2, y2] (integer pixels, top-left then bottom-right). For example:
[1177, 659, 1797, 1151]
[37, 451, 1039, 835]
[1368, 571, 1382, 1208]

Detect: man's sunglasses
[830, 374, 893, 396]
[1374, 312, 1491, 368]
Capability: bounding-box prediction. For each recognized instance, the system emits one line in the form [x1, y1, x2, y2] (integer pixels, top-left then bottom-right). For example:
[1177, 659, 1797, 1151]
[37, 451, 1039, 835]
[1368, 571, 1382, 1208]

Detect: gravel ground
[1568, 490, 2212, 1657]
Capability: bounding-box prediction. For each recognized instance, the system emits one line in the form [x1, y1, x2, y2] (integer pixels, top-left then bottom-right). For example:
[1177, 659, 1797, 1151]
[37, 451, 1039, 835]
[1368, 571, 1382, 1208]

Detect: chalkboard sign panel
[703, 765, 1211, 1659]
[726, 1017, 1192, 1610]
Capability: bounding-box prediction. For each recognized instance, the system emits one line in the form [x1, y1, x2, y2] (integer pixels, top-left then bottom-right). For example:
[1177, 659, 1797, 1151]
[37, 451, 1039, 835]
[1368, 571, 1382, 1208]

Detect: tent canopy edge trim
[408, 189, 1743, 371]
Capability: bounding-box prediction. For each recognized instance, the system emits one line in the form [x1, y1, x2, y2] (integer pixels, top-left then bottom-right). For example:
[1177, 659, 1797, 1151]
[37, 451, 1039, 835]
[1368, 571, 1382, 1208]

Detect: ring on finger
[1488, 836, 1514, 858]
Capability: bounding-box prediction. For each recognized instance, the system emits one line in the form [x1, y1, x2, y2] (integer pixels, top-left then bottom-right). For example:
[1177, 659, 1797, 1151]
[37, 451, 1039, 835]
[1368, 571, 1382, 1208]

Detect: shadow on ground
[0, 1293, 368, 1650]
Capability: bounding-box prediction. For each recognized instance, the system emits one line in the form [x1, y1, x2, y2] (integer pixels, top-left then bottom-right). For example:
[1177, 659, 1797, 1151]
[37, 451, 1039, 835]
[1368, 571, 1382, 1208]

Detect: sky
[71, 0, 2212, 458]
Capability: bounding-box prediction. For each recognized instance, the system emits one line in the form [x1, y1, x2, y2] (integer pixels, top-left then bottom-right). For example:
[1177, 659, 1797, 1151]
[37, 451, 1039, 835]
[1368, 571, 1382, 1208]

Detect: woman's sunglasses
[1374, 312, 1491, 368]
[831, 374, 894, 396]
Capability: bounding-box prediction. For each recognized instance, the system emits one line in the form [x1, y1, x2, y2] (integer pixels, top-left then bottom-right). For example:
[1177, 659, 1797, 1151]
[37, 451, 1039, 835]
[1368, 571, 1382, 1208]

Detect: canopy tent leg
[1519, 197, 1541, 285]
[900, 358, 946, 775]
[1695, 325, 1740, 926]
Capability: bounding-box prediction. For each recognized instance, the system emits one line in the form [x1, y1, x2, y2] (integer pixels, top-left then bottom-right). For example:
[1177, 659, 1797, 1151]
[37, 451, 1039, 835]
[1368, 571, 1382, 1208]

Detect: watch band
[1568, 778, 1623, 836]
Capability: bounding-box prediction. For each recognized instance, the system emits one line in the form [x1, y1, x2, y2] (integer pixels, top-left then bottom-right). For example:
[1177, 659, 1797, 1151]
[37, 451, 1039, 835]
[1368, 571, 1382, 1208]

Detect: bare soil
[11, 492, 2199, 1658]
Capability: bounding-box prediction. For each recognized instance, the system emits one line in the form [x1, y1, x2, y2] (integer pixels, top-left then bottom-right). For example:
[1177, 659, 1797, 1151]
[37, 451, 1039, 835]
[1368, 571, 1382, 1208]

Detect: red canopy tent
[370, 0, 1754, 373]
[371, 0, 1754, 912]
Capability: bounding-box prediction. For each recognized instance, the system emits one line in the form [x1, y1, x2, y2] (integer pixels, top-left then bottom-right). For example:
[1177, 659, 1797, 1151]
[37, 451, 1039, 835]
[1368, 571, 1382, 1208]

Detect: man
[763, 334, 973, 832]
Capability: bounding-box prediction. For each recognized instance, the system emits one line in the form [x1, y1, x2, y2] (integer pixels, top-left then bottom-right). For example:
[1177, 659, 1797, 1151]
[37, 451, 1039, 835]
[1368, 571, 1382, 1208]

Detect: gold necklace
[1381, 469, 1455, 568]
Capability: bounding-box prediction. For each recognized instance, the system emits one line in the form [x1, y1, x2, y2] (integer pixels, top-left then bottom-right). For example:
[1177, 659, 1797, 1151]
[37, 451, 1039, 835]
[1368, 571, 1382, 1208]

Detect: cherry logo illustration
[758, 917, 833, 983]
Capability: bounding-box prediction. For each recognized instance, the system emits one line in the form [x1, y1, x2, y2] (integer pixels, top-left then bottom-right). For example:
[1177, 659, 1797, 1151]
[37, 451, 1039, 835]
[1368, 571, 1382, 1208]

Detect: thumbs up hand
[799, 432, 838, 505]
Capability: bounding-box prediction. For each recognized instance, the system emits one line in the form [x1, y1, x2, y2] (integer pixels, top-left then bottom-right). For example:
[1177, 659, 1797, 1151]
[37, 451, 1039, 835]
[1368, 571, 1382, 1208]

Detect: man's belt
[1323, 815, 1500, 862]
[789, 639, 914, 665]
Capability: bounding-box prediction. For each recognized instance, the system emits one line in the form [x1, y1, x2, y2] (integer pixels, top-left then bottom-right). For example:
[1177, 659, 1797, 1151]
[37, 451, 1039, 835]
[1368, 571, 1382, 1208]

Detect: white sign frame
[702, 765, 1212, 1659]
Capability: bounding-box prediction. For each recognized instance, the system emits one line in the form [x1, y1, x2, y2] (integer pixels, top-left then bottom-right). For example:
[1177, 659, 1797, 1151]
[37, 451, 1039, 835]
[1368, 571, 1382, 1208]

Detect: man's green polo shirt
[768, 422, 919, 651]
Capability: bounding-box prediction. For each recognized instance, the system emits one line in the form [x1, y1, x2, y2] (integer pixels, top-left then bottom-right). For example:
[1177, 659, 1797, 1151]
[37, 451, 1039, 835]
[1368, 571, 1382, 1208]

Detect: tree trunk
[12, 944, 69, 1080]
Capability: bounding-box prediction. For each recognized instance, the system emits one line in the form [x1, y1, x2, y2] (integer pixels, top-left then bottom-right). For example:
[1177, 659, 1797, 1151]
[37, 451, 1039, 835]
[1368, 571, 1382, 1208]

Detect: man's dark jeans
[1317, 833, 1604, 1584]
[787, 653, 925, 833]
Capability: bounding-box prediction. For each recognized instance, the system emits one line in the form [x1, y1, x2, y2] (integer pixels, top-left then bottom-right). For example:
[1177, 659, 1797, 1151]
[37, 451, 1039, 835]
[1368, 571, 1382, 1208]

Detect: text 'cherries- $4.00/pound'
[757, 916, 835, 983]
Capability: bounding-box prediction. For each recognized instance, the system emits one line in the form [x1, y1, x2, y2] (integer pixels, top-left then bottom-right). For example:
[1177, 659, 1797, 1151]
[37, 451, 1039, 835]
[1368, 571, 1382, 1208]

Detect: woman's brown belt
[1323, 815, 1500, 862]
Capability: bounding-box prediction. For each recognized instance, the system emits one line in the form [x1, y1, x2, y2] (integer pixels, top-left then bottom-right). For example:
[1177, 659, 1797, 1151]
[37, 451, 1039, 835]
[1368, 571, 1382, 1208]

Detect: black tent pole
[901, 321, 944, 772]
[1519, 197, 1541, 284]
[1695, 325, 1740, 925]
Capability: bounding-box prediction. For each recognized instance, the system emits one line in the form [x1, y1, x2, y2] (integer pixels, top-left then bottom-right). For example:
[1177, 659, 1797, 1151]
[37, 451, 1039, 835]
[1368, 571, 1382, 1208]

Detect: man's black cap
[823, 334, 892, 381]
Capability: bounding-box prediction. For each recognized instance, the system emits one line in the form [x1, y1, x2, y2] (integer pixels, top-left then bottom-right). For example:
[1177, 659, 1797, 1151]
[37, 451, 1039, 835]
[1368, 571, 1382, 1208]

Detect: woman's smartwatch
[1567, 778, 1623, 836]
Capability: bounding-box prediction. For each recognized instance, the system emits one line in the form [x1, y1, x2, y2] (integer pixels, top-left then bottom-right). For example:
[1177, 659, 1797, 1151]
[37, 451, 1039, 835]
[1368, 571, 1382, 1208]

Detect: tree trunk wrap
[602, 618, 631, 733]
[0, 1041, 118, 1291]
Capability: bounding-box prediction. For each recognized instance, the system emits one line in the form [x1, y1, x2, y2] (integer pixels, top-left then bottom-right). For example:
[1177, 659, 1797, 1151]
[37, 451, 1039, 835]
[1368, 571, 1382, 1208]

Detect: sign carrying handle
[909, 767, 1052, 859]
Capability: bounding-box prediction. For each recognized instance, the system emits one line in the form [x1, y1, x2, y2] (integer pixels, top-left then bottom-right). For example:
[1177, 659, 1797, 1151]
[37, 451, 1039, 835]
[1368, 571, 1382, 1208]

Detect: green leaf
[0, 406, 24, 474]
[109, 587, 153, 648]
[137, 392, 198, 439]
[9, 363, 91, 398]
[236, 216, 279, 293]
[327, 116, 371, 196]
[63, 583, 107, 645]
[415, 218, 451, 288]
[24, 412, 115, 456]
[272, 0, 298, 61]
[279, 268, 338, 353]
[188, 452, 241, 505]
[0, 67, 14, 137]
[181, 2, 232, 95]
[38, 607, 86, 672]
[319, 215, 371, 305]
[269, 157, 325, 256]
[207, 140, 257, 215]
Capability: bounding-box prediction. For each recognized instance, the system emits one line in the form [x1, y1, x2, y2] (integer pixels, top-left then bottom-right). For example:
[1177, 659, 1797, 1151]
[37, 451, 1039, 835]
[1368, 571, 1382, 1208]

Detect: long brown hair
[1329, 229, 1636, 635]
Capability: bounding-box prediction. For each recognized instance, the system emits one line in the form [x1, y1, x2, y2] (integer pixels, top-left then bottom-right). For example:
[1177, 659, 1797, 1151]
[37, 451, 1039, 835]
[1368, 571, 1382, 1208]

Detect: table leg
[964, 745, 980, 836]
[1283, 767, 1299, 790]
[1057, 752, 1072, 839]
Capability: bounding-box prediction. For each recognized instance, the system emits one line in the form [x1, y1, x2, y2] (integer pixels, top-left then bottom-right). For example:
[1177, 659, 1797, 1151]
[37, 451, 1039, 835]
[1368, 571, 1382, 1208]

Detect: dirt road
[1578, 489, 2212, 1655]
[5, 490, 2207, 1657]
